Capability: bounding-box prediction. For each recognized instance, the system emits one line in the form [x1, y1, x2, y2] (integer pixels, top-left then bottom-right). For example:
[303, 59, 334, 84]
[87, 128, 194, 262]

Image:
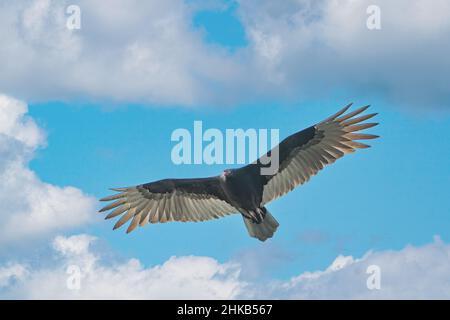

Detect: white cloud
[2, 234, 244, 299]
[257, 236, 450, 299]
[0, 0, 245, 106]
[0, 264, 28, 288]
[0, 0, 449, 109]
[1, 234, 450, 299]
[237, 0, 450, 110]
[0, 94, 96, 244]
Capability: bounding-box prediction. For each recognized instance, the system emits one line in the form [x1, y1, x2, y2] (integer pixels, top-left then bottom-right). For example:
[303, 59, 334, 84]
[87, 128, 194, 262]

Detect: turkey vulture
[99, 104, 378, 241]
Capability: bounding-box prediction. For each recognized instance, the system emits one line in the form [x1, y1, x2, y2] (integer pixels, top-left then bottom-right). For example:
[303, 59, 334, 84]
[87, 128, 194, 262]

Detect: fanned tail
[243, 208, 279, 241]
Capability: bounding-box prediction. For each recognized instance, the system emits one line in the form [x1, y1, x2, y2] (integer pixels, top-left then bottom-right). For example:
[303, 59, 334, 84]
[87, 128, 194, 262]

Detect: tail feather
[243, 210, 279, 241]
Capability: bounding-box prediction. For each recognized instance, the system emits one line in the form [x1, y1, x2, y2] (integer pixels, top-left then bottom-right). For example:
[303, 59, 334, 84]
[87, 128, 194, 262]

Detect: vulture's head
[220, 169, 234, 180]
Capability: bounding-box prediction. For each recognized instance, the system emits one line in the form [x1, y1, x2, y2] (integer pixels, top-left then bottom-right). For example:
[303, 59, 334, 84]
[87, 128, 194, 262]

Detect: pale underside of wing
[262, 104, 379, 205]
[99, 186, 238, 233]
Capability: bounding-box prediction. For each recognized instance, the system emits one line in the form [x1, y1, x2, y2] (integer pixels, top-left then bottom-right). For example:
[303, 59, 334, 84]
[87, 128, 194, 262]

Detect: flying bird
[99, 104, 378, 241]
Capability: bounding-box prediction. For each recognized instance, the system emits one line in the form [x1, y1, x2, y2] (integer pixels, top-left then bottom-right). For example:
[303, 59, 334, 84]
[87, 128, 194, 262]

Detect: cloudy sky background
[0, 0, 449, 299]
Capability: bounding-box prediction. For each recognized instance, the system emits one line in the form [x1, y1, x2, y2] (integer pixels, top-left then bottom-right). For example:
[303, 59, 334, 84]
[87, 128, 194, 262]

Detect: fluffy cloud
[1, 234, 450, 299]
[0, 0, 245, 105]
[0, 94, 96, 244]
[251, 236, 450, 299]
[0, 0, 449, 109]
[0, 264, 28, 288]
[2, 234, 244, 299]
[237, 0, 450, 110]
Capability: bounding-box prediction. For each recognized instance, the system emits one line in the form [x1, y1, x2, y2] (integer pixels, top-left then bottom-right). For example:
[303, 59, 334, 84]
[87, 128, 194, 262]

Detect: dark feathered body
[219, 168, 264, 220]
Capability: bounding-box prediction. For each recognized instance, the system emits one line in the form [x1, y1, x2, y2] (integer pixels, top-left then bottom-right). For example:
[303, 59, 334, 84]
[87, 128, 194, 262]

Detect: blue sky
[27, 97, 450, 279]
[193, 0, 247, 49]
[1, 0, 450, 298]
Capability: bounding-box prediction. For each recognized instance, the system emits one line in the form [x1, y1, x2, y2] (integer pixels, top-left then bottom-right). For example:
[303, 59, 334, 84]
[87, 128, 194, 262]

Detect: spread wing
[99, 177, 237, 233]
[255, 103, 379, 205]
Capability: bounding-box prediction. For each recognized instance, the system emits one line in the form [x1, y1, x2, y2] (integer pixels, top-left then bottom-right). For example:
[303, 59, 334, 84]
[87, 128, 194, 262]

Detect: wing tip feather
[110, 187, 128, 192]
[320, 102, 353, 124]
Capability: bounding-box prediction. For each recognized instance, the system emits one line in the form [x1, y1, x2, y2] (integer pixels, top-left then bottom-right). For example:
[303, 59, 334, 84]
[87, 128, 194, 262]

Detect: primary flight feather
[99, 103, 379, 241]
